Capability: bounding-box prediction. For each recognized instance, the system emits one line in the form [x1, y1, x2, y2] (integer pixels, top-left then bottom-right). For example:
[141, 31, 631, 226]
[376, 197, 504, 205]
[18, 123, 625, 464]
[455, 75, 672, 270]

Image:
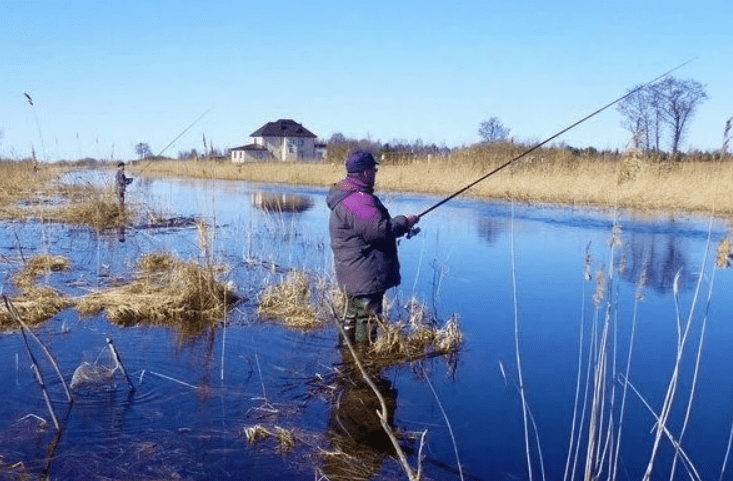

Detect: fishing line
[416, 58, 697, 219]
[136, 107, 212, 175]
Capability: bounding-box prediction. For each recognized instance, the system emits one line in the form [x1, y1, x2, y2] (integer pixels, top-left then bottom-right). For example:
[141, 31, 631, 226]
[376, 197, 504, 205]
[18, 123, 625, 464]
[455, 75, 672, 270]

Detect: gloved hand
[407, 215, 419, 228]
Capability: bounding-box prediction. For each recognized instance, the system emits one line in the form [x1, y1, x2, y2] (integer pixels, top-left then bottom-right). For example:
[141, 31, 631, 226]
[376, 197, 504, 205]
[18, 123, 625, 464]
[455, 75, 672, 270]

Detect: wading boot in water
[340, 316, 356, 346]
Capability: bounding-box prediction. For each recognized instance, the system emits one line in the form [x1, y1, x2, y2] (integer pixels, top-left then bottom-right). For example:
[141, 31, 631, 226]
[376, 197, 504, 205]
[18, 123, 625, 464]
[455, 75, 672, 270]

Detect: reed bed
[0, 161, 135, 229]
[136, 146, 733, 218]
[75, 253, 235, 335]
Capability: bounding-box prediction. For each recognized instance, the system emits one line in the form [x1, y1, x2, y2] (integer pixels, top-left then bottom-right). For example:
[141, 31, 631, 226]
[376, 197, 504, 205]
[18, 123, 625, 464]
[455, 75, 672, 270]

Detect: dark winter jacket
[115, 169, 132, 196]
[327, 176, 410, 297]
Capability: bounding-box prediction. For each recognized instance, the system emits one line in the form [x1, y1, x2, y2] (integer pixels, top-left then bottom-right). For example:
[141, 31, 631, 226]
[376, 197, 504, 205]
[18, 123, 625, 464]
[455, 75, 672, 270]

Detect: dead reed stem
[4, 296, 61, 430]
[510, 204, 542, 481]
[3, 295, 72, 403]
[641, 253, 708, 481]
[621, 376, 702, 481]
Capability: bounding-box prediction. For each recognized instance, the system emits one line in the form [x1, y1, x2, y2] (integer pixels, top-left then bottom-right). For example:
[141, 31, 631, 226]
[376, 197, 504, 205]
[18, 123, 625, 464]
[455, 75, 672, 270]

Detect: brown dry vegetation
[75, 253, 236, 336]
[0, 160, 133, 229]
[0, 254, 72, 328]
[0, 251, 236, 335]
[138, 145, 733, 218]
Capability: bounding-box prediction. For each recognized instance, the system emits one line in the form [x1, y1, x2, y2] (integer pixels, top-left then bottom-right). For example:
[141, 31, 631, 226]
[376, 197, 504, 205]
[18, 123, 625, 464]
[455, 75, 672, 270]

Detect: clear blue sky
[1, 0, 731, 161]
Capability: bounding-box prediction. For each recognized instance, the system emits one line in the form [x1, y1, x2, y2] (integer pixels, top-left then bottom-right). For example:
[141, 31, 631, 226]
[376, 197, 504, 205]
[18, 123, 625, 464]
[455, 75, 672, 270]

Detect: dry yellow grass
[369, 298, 463, 364]
[137, 147, 733, 218]
[257, 270, 344, 330]
[0, 161, 133, 229]
[75, 253, 235, 336]
[0, 254, 72, 328]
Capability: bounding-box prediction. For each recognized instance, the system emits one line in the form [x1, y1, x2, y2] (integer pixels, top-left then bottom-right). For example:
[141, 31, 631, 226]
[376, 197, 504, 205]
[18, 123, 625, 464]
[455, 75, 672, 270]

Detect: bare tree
[617, 84, 663, 151]
[655, 77, 709, 154]
[478, 117, 510, 143]
[618, 77, 708, 154]
[134, 142, 153, 159]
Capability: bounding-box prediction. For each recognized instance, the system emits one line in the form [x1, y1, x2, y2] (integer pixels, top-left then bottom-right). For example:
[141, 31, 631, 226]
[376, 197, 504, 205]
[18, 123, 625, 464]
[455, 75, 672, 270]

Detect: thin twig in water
[147, 371, 198, 389]
[421, 364, 464, 481]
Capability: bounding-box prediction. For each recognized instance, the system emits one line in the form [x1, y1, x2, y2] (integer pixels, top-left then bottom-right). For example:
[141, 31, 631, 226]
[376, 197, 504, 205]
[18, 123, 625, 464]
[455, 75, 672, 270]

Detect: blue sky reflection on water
[1, 174, 732, 480]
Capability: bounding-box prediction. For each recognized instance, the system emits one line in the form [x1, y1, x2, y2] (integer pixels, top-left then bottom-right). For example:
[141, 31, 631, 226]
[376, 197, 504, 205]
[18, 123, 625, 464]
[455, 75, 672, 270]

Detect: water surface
[1, 173, 731, 480]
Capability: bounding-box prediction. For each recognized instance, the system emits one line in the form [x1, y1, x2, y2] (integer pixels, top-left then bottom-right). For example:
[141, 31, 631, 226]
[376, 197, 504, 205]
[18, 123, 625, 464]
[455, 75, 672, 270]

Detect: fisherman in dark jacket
[327, 151, 418, 344]
[115, 161, 133, 206]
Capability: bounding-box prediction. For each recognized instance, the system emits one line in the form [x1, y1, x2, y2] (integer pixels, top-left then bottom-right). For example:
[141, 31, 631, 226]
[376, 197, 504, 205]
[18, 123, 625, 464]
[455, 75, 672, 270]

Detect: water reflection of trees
[619, 231, 691, 294]
[477, 216, 507, 245]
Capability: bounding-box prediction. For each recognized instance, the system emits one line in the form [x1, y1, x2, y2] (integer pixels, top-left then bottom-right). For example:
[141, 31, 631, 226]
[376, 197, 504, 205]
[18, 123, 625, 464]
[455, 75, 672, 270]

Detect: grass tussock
[257, 270, 343, 330]
[12, 254, 70, 290]
[0, 286, 70, 328]
[140, 147, 733, 218]
[370, 298, 463, 363]
[75, 253, 236, 334]
[0, 254, 72, 328]
[48, 184, 132, 229]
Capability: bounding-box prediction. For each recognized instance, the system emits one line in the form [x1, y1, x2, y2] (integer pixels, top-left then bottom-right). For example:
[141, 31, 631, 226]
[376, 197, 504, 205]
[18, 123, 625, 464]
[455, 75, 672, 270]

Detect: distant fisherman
[326, 150, 419, 345]
[115, 161, 133, 206]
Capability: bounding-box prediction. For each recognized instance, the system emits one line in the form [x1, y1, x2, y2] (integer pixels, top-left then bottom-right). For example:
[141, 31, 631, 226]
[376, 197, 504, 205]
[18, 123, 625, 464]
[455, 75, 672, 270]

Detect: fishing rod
[415, 58, 697, 220]
[135, 107, 211, 175]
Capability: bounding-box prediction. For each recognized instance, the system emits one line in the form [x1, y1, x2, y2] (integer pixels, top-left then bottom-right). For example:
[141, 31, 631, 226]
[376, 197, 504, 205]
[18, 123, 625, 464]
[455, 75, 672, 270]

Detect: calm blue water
[1, 172, 731, 480]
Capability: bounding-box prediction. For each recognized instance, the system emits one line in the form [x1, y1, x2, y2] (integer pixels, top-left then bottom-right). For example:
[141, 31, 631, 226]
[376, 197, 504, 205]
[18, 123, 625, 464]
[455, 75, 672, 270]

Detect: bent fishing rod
[415, 58, 696, 220]
[135, 108, 211, 176]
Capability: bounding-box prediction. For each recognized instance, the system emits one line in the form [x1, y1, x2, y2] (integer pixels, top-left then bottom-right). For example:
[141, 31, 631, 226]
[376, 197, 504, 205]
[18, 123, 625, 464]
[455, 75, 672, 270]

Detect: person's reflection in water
[321, 350, 398, 480]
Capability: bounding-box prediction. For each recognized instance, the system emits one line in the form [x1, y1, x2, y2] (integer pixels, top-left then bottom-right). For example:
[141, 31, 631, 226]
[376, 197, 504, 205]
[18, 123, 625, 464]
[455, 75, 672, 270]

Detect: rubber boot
[340, 316, 356, 346]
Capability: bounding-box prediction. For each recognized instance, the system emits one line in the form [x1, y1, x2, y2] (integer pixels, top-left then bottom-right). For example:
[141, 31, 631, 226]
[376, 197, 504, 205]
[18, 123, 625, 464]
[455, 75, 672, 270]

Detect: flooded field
[1, 171, 732, 480]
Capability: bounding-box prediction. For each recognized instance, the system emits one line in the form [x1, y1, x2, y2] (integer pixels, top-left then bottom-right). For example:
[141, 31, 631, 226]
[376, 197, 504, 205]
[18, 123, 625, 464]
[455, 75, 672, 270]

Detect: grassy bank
[136, 145, 733, 218]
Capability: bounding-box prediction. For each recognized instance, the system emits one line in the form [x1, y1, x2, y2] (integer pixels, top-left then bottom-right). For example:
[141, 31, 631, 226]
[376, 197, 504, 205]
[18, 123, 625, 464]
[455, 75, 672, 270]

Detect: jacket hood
[326, 177, 371, 210]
